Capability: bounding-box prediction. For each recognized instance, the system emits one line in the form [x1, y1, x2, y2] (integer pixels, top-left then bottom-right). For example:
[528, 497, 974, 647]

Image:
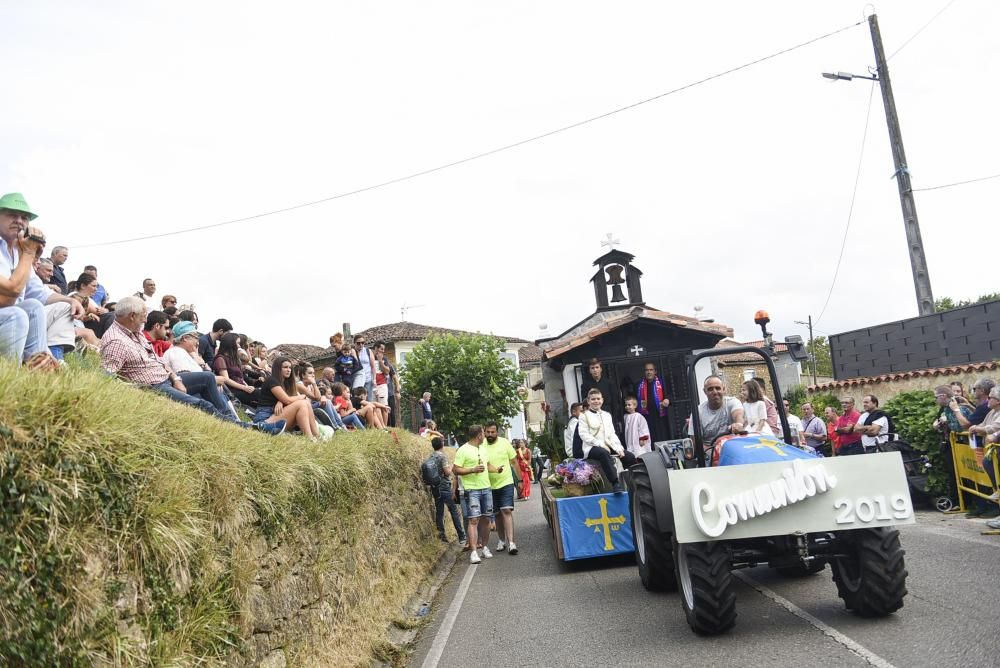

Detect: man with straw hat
[0, 192, 84, 364]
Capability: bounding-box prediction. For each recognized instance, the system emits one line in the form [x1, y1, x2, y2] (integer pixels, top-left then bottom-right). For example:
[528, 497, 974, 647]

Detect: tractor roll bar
[685, 346, 793, 467]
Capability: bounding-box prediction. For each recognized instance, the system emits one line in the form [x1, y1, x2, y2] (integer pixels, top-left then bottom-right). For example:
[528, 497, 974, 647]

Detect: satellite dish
[539, 323, 548, 330]
[693, 304, 704, 313]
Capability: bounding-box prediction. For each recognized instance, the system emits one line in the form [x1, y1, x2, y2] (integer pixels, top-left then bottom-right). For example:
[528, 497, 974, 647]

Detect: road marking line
[734, 571, 897, 668]
[421, 561, 477, 668]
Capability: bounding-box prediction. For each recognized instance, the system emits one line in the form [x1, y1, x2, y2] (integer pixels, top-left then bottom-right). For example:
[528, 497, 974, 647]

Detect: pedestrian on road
[515, 439, 533, 500]
[484, 422, 519, 555]
[428, 437, 466, 544]
[452, 425, 495, 564]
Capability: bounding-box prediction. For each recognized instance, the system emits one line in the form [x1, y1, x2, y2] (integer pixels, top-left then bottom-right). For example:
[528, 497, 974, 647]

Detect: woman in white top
[741, 380, 774, 436]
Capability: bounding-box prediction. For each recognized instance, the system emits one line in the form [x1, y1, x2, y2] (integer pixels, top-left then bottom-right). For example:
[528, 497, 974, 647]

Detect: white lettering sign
[691, 459, 838, 538]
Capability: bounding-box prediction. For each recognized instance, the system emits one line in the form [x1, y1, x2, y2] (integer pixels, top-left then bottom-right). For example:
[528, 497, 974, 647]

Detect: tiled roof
[716, 338, 789, 364]
[539, 306, 732, 359]
[518, 344, 543, 367]
[808, 361, 999, 392]
[272, 343, 327, 361]
[352, 321, 529, 344]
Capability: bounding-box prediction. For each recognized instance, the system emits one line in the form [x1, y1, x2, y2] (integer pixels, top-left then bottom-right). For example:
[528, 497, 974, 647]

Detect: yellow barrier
[950, 431, 1000, 511]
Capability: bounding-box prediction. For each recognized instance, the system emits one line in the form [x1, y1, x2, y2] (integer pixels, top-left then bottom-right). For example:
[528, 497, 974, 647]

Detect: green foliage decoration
[400, 333, 523, 438]
[783, 385, 807, 414]
[883, 390, 948, 494]
[531, 415, 566, 468]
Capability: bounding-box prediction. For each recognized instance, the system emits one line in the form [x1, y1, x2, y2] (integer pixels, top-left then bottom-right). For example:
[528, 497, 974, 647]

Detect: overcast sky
[3, 1, 996, 348]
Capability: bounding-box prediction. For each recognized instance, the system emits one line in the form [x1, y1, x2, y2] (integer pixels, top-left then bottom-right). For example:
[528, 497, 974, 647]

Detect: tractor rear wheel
[629, 460, 676, 592]
[831, 527, 908, 616]
[674, 538, 737, 635]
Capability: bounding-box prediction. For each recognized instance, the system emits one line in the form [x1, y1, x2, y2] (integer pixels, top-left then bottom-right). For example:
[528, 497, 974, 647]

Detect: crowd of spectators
[0, 192, 400, 442]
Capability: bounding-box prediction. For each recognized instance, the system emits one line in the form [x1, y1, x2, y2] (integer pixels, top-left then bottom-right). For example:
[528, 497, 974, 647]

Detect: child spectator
[741, 380, 773, 435]
[623, 395, 652, 456]
[295, 362, 346, 430]
[350, 385, 387, 428]
[334, 343, 360, 385]
[331, 382, 366, 430]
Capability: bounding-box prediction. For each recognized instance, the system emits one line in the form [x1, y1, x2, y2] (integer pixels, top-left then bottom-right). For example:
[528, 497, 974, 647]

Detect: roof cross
[601, 232, 620, 251]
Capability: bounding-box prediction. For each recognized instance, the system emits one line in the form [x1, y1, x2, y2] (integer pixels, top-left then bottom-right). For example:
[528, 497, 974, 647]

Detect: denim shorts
[465, 488, 494, 519]
[492, 483, 515, 511]
[252, 405, 276, 422]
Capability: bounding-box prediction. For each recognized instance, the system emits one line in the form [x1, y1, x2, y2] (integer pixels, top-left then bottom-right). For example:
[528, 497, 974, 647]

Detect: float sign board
[668, 452, 915, 544]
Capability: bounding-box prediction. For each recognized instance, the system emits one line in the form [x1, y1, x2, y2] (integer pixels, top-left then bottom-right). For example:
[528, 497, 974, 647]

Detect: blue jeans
[0, 299, 47, 362]
[314, 400, 345, 429]
[365, 379, 374, 402]
[341, 411, 365, 430]
[155, 372, 234, 420]
[435, 488, 466, 540]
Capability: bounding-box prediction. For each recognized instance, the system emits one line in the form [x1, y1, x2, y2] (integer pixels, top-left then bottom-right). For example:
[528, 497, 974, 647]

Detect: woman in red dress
[515, 439, 533, 500]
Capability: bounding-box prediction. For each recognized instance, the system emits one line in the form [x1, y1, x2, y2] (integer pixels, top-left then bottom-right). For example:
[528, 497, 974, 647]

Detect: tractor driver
[690, 375, 745, 445]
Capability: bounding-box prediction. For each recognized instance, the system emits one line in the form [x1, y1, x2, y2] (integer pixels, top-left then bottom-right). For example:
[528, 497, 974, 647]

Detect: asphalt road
[409, 486, 999, 668]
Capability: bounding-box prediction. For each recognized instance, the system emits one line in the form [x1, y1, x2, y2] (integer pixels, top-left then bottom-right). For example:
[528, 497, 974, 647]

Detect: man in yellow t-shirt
[453, 424, 499, 564]
[483, 422, 520, 555]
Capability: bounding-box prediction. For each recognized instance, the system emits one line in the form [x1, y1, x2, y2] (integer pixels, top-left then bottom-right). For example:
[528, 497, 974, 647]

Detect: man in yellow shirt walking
[484, 422, 520, 555]
[453, 425, 499, 564]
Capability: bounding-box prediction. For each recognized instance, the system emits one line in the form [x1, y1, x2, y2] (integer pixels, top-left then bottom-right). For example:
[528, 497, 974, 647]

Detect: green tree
[883, 390, 947, 494]
[400, 333, 523, 438]
[806, 335, 833, 377]
[935, 292, 1000, 312]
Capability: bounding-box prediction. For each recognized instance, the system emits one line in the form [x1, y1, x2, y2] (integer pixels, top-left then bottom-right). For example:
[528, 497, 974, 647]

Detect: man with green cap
[0, 193, 84, 363]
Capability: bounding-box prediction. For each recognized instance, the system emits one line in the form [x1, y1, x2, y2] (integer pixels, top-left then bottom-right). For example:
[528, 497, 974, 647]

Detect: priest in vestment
[636, 362, 670, 444]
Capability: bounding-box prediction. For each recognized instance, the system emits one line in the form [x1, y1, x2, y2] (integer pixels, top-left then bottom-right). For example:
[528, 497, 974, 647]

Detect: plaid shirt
[100, 320, 170, 386]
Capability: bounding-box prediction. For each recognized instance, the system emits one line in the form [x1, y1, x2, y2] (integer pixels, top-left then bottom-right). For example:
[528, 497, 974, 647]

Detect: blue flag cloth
[717, 435, 820, 467]
[557, 492, 634, 561]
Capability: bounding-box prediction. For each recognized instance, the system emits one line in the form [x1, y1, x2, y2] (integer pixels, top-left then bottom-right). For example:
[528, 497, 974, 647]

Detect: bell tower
[590, 247, 644, 311]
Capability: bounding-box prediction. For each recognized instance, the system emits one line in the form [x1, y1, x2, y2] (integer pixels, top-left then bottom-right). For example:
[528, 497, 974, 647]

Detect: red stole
[638, 377, 667, 416]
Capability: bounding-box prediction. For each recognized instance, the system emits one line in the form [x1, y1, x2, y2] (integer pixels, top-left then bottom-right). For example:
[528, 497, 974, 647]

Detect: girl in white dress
[741, 380, 774, 436]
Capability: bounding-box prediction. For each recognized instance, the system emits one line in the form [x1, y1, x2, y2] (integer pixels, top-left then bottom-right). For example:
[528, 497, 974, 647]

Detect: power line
[886, 0, 960, 61]
[815, 81, 877, 328]
[913, 171, 1000, 192]
[74, 20, 864, 249]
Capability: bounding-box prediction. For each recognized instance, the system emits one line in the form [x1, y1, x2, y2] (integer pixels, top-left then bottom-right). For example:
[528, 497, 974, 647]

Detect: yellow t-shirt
[453, 443, 490, 490]
[484, 437, 517, 490]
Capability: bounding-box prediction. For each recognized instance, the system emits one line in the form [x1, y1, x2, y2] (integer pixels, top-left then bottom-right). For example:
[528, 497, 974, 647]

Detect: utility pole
[795, 316, 818, 385]
[869, 13, 935, 316]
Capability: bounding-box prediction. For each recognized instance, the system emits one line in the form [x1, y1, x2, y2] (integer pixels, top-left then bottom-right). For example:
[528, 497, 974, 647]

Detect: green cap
[0, 193, 38, 221]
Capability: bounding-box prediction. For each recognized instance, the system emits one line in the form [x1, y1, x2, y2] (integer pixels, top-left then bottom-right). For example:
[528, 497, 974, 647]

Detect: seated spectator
[576, 388, 634, 493]
[135, 277, 156, 304]
[82, 265, 108, 307]
[199, 318, 232, 368]
[99, 296, 282, 434]
[260, 356, 319, 439]
[352, 385, 390, 427]
[142, 310, 172, 357]
[0, 194, 83, 363]
[422, 419, 444, 441]
[213, 332, 260, 407]
[163, 321, 216, 377]
[160, 294, 177, 311]
[67, 272, 102, 349]
[49, 245, 68, 294]
[320, 365, 337, 388]
[177, 309, 199, 326]
[295, 362, 346, 430]
[331, 381, 366, 430]
[334, 342, 360, 385]
[33, 257, 59, 291]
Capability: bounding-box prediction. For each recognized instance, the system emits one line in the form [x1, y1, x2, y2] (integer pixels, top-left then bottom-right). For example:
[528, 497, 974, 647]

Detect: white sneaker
[470, 550, 482, 564]
[508, 541, 518, 555]
[480, 546, 493, 559]
[989, 491, 1000, 502]
[496, 539, 506, 552]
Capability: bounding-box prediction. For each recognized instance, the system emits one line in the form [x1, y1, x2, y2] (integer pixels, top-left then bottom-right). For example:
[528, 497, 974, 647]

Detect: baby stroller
[876, 436, 942, 509]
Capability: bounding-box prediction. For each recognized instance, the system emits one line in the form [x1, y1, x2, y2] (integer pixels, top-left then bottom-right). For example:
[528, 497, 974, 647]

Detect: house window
[743, 369, 756, 381]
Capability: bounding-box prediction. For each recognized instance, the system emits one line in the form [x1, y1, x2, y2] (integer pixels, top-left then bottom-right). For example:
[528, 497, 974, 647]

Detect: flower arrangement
[555, 458, 600, 485]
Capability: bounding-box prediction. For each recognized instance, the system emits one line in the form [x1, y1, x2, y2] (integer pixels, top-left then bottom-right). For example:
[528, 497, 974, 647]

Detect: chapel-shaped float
[536, 247, 734, 441]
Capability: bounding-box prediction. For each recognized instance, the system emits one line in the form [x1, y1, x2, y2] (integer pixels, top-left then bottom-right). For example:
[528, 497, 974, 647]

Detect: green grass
[0, 358, 444, 666]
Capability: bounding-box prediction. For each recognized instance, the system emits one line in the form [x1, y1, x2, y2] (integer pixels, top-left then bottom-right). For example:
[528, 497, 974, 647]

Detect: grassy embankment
[0, 358, 445, 666]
